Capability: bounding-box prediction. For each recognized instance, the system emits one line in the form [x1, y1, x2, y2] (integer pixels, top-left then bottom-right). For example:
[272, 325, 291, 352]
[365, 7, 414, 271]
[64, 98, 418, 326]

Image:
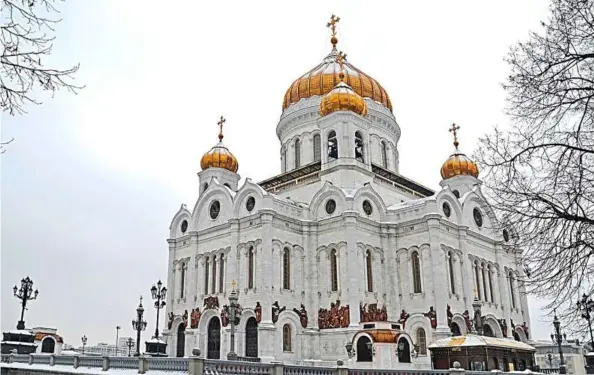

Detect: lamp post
[81, 335, 87, 355]
[546, 352, 554, 369]
[115, 326, 121, 356]
[551, 310, 567, 374]
[150, 280, 167, 340]
[126, 338, 134, 357]
[132, 296, 147, 357]
[13, 277, 39, 330]
[578, 294, 594, 350]
[227, 280, 238, 360]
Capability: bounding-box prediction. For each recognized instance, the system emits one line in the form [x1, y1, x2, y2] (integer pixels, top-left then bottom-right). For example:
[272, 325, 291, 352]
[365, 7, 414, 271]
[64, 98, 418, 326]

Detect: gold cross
[217, 116, 226, 141]
[337, 51, 347, 81]
[231, 280, 237, 291]
[449, 123, 460, 150]
[327, 14, 340, 37]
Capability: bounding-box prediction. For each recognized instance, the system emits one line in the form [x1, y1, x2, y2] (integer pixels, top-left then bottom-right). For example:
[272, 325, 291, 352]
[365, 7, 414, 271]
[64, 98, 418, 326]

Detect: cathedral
[162, 16, 532, 367]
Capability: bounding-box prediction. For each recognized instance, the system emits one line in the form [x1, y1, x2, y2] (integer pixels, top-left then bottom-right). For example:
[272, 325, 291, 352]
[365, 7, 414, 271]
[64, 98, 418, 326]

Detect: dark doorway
[397, 338, 411, 363]
[451, 322, 461, 336]
[513, 331, 521, 341]
[356, 336, 372, 362]
[41, 337, 55, 353]
[245, 317, 258, 358]
[207, 317, 221, 359]
[483, 324, 494, 337]
[176, 323, 185, 357]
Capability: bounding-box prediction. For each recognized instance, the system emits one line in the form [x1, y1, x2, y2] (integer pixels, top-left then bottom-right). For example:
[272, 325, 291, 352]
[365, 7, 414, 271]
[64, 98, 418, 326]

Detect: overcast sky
[2, 0, 559, 347]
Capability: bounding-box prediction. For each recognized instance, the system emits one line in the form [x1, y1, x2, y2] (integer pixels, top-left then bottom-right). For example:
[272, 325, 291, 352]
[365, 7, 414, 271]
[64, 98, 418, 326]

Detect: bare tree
[475, 0, 593, 332]
[1, 0, 82, 116]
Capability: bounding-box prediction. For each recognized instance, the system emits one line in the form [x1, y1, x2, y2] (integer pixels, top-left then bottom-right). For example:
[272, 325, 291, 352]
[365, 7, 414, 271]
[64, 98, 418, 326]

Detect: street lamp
[126, 338, 134, 357]
[227, 280, 239, 360]
[551, 310, 567, 374]
[577, 293, 594, 350]
[81, 335, 87, 355]
[13, 277, 39, 330]
[546, 352, 554, 369]
[132, 296, 147, 357]
[345, 341, 355, 358]
[150, 280, 167, 340]
[115, 326, 121, 356]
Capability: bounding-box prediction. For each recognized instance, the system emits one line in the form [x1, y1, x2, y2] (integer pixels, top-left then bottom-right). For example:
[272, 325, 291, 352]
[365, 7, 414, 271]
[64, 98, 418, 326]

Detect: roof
[429, 335, 535, 352]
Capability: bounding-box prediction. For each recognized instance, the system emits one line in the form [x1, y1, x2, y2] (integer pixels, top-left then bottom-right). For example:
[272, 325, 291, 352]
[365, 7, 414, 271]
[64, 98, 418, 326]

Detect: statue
[473, 308, 483, 334]
[399, 309, 410, 329]
[447, 305, 453, 328]
[204, 296, 219, 310]
[360, 303, 388, 322]
[318, 300, 350, 329]
[255, 302, 262, 323]
[221, 305, 230, 327]
[498, 318, 508, 337]
[424, 306, 437, 329]
[463, 310, 471, 332]
[272, 301, 286, 323]
[293, 304, 308, 328]
[181, 310, 189, 328]
[233, 303, 243, 326]
[167, 312, 175, 330]
[521, 322, 529, 339]
[190, 308, 201, 329]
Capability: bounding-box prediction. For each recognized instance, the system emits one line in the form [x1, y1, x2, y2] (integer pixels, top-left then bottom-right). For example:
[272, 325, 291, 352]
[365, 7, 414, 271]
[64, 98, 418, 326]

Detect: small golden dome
[440, 153, 479, 179]
[320, 81, 368, 117]
[283, 50, 392, 112]
[200, 116, 239, 173]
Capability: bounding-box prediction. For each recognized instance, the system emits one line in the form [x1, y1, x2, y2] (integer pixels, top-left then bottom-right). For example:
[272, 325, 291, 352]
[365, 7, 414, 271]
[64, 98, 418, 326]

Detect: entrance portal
[245, 317, 258, 357]
[397, 337, 411, 363]
[207, 317, 221, 359]
[41, 337, 55, 353]
[176, 323, 185, 357]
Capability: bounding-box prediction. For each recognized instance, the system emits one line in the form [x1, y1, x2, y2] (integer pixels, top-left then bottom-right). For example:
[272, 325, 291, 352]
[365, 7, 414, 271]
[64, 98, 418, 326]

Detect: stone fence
[0, 353, 532, 375]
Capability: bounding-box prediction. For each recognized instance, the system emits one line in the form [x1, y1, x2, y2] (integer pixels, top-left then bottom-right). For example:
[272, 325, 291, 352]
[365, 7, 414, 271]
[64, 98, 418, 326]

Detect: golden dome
[440, 152, 479, 179]
[200, 116, 239, 173]
[320, 81, 368, 117]
[282, 49, 392, 112]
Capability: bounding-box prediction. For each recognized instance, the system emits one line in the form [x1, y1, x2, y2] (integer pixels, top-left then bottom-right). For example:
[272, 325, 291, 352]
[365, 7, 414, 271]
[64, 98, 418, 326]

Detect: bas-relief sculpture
[360, 303, 388, 322]
[318, 300, 350, 329]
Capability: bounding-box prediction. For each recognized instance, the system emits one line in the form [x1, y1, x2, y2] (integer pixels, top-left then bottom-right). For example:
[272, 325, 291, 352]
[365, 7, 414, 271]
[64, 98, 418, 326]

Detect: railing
[110, 356, 139, 370]
[204, 359, 274, 375]
[285, 365, 335, 375]
[349, 370, 450, 375]
[540, 369, 559, 374]
[79, 355, 103, 367]
[54, 355, 77, 366]
[147, 357, 188, 372]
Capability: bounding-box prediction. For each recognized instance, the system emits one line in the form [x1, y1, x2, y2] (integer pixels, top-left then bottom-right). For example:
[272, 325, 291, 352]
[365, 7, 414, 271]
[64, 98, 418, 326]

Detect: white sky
[1, 0, 559, 347]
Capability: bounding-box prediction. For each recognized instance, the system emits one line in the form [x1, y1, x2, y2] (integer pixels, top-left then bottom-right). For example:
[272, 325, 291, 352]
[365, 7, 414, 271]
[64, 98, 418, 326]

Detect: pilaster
[344, 212, 361, 327]
[228, 219, 240, 290]
[258, 211, 276, 362]
[495, 244, 513, 338]
[457, 227, 473, 313]
[428, 217, 450, 339]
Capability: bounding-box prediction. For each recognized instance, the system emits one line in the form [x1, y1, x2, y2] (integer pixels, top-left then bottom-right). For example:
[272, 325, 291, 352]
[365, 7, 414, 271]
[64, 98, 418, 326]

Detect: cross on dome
[327, 14, 340, 48]
[337, 51, 347, 81]
[217, 116, 226, 141]
[449, 123, 460, 150]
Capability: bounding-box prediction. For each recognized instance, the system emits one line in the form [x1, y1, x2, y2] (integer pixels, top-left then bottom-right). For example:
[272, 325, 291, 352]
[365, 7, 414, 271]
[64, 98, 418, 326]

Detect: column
[428, 217, 450, 338]
[495, 244, 512, 338]
[387, 226, 401, 316]
[457, 228, 474, 313]
[166, 241, 176, 310]
[258, 212, 275, 362]
[344, 212, 361, 327]
[228, 219, 240, 291]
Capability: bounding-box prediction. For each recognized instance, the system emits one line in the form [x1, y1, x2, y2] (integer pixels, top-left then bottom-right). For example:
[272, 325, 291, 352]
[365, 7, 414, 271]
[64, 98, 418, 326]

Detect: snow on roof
[1, 341, 37, 346]
[6, 330, 34, 335]
[429, 334, 535, 351]
[145, 338, 165, 344]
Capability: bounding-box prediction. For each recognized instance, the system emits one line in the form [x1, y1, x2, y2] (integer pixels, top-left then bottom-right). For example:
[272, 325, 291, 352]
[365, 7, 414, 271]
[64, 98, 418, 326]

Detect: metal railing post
[138, 355, 148, 374]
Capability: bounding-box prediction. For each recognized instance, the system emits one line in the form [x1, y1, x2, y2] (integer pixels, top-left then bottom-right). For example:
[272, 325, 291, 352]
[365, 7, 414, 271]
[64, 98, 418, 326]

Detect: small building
[429, 334, 535, 371]
[532, 339, 587, 374]
[1, 330, 37, 354]
[32, 327, 64, 355]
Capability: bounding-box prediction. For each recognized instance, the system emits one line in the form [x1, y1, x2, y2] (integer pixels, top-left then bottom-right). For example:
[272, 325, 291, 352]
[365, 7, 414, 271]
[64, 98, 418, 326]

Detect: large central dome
[282, 49, 392, 112]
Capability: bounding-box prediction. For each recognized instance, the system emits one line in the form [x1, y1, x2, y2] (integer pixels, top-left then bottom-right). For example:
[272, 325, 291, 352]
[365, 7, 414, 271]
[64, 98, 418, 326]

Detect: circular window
[362, 200, 373, 215]
[473, 208, 483, 227]
[325, 199, 336, 214]
[209, 200, 221, 219]
[246, 197, 255, 212]
[180, 220, 188, 233]
[452, 190, 460, 198]
[442, 202, 451, 218]
[503, 229, 510, 242]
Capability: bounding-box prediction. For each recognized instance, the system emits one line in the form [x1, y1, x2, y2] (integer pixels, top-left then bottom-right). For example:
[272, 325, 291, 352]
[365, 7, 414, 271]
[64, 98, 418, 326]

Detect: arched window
[219, 254, 225, 293]
[204, 257, 210, 295]
[294, 139, 301, 169]
[448, 252, 456, 294]
[212, 255, 217, 295]
[330, 249, 338, 291]
[411, 251, 422, 293]
[248, 247, 254, 289]
[482, 262, 488, 302]
[474, 260, 482, 300]
[509, 272, 516, 308]
[313, 134, 321, 162]
[328, 131, 338, 160]
[488, 265, 494, 303]
[282, 147, 287, 172]
[180, 262, 186, 298]
[283, 248, 291, 290]
[282, 325, 292, 352]
[416, 328, 427, 355]
[365, 250, 373, 292]
[355, 131, 364, 162]
[381, 141, 388, 168]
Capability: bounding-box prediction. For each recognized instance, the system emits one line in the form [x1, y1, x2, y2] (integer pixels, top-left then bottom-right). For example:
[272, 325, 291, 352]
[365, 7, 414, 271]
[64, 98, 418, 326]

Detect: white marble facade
[162, 47, 532, 365]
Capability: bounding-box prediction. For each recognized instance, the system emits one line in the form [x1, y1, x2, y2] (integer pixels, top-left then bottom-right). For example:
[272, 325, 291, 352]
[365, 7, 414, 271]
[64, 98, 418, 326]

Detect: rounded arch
[451, 314, 468, 335]
[356, 335, 372, 362]
[40, 337, 56, 353]
[514, 326, 528, 342]
[233, 180, 266, 217]
[435, 188, 464, 223]
[276, 311, 301, 356]
[169, 204, 192, 239]
[353, 184, 388, 221]
[206, 316, 221, 359]
[192, 183, 234, 231]
[483, 315, 503, 337]
[309, 182, 347, 220]
[461, 192, 499, 234]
